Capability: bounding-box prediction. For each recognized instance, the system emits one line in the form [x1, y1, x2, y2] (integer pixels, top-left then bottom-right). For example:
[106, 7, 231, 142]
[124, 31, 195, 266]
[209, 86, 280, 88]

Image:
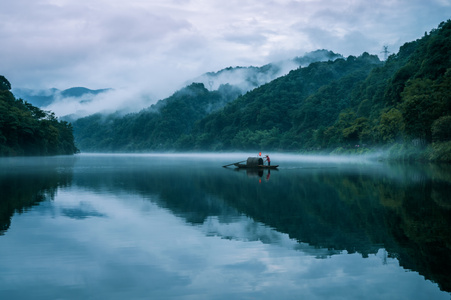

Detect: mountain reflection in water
[0, 154, 450, 299]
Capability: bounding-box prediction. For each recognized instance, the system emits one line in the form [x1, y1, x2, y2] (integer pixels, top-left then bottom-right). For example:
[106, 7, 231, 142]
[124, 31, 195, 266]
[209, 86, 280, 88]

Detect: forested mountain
[0, 76, 78, 156]
[72, 20, 451, 161]
[193, 52, 382, 150]
[72, 53, 380, 152]
[73, 83, 242, 151]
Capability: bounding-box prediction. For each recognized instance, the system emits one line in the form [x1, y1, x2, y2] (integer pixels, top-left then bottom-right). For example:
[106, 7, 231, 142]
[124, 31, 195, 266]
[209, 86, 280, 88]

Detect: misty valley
[1, 21, 451, 161]
[0, 18, 450, 300]
[0, 153, 450, 299]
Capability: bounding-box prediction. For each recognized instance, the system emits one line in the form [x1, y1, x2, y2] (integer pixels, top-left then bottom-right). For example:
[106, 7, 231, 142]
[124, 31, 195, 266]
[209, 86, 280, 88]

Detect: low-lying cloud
[44, 88, 156, 118]
[187, 50, 343, 93]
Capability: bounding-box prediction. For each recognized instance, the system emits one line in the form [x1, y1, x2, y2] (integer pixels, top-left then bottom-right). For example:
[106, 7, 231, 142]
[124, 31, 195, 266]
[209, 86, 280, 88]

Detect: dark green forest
[0, 76, 78, 156]
[72, 20, 451, 161]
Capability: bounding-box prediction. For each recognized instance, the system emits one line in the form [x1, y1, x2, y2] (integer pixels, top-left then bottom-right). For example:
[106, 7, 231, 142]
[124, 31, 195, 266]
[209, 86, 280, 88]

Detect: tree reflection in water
[0, 155, 450, 293]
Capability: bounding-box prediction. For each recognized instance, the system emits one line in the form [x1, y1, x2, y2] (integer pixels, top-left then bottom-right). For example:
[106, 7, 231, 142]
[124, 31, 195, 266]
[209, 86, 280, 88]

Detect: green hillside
[73, 83, 242, 151]
[72, 20, 451, 161]
[193, 52, 382, 150]
[0, 76, 78, 156]
[193, 20, 451, 158]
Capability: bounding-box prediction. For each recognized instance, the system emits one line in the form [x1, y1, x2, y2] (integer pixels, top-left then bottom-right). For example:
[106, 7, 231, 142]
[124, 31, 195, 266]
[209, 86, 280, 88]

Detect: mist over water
[0, 153, 449, 299]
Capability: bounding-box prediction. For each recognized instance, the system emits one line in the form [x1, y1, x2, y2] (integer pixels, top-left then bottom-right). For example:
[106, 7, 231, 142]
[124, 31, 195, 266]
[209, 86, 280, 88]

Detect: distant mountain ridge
[13, 50, 340, 116]
[12, 87, 111, 108]
[188, 49, 343, 92]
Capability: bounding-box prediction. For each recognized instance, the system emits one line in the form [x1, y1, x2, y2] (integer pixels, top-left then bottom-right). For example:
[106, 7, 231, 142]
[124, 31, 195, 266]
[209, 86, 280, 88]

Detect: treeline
[73, 20, 451, 161]
[0, 76, 78, 156]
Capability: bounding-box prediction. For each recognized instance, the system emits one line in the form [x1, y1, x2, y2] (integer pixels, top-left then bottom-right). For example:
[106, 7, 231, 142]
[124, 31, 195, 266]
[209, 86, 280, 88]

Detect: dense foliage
[72, 20, 451, 161]
[0, 76, 78, 156]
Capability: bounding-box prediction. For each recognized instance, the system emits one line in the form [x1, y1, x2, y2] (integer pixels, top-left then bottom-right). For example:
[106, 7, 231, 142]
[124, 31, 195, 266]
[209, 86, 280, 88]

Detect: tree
[377, 108, 404, 143]
[401, 78, 448, 142]
[0, 75, 78, 156]
[432, 116, 451, 142]
[0, 76, 11, 91]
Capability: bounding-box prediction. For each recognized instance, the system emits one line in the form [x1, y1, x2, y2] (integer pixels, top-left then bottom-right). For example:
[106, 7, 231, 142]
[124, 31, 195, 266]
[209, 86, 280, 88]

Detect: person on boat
[266, 170, 271, 181]
[265, 155, 270, 166]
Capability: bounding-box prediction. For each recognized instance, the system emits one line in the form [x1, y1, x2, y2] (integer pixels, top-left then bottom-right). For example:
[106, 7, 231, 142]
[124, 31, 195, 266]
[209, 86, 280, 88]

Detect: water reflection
[232, 168, 275, 184]
[0, 156, 75, 234]
[0, 154, 450, 299]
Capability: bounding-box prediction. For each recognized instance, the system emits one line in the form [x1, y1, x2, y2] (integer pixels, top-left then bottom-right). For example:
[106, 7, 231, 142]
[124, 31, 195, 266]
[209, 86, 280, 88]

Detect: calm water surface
[0, 153, 450, 300]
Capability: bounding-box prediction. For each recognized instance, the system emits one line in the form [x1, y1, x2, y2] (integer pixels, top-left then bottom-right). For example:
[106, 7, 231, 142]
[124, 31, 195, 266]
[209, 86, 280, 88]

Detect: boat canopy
[247, 157, 263, 166]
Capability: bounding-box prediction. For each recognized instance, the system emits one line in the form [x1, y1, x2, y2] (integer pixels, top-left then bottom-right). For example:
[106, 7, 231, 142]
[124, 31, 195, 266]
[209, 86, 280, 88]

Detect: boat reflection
[232, 167, 274, 182]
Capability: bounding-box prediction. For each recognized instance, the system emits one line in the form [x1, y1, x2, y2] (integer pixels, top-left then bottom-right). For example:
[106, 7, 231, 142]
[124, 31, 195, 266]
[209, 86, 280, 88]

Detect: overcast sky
[1, 0, 450, 101]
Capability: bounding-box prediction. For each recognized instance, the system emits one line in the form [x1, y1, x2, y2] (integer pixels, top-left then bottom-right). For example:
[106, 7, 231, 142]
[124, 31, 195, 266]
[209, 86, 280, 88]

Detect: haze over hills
[188, 50, 343, 93]
[71, 20, 451, 162]
[12, 50, 342, 119]
[2, 20, 450, 161]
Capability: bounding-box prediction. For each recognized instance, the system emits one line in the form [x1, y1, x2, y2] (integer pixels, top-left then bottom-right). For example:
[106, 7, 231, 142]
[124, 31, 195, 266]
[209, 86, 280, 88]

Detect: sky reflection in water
[0, 154, 449, 299]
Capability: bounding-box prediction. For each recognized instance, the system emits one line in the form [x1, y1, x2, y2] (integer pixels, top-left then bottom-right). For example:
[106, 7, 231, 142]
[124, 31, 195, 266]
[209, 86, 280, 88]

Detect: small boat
[233, 157, 278, 169]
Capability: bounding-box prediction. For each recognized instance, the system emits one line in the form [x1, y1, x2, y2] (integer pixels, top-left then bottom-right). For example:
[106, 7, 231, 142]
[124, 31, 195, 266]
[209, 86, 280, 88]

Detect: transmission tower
[381, 45, 390, 60]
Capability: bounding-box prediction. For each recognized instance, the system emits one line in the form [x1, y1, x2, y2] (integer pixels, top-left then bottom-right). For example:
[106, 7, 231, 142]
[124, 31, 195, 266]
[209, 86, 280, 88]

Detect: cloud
[42, 87, 156, 117]
[0, 0, 450, 115]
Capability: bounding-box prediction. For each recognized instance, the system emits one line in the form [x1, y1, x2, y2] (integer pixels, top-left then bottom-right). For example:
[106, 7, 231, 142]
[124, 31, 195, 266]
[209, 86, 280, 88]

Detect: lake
[0, 153, 450, 300]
